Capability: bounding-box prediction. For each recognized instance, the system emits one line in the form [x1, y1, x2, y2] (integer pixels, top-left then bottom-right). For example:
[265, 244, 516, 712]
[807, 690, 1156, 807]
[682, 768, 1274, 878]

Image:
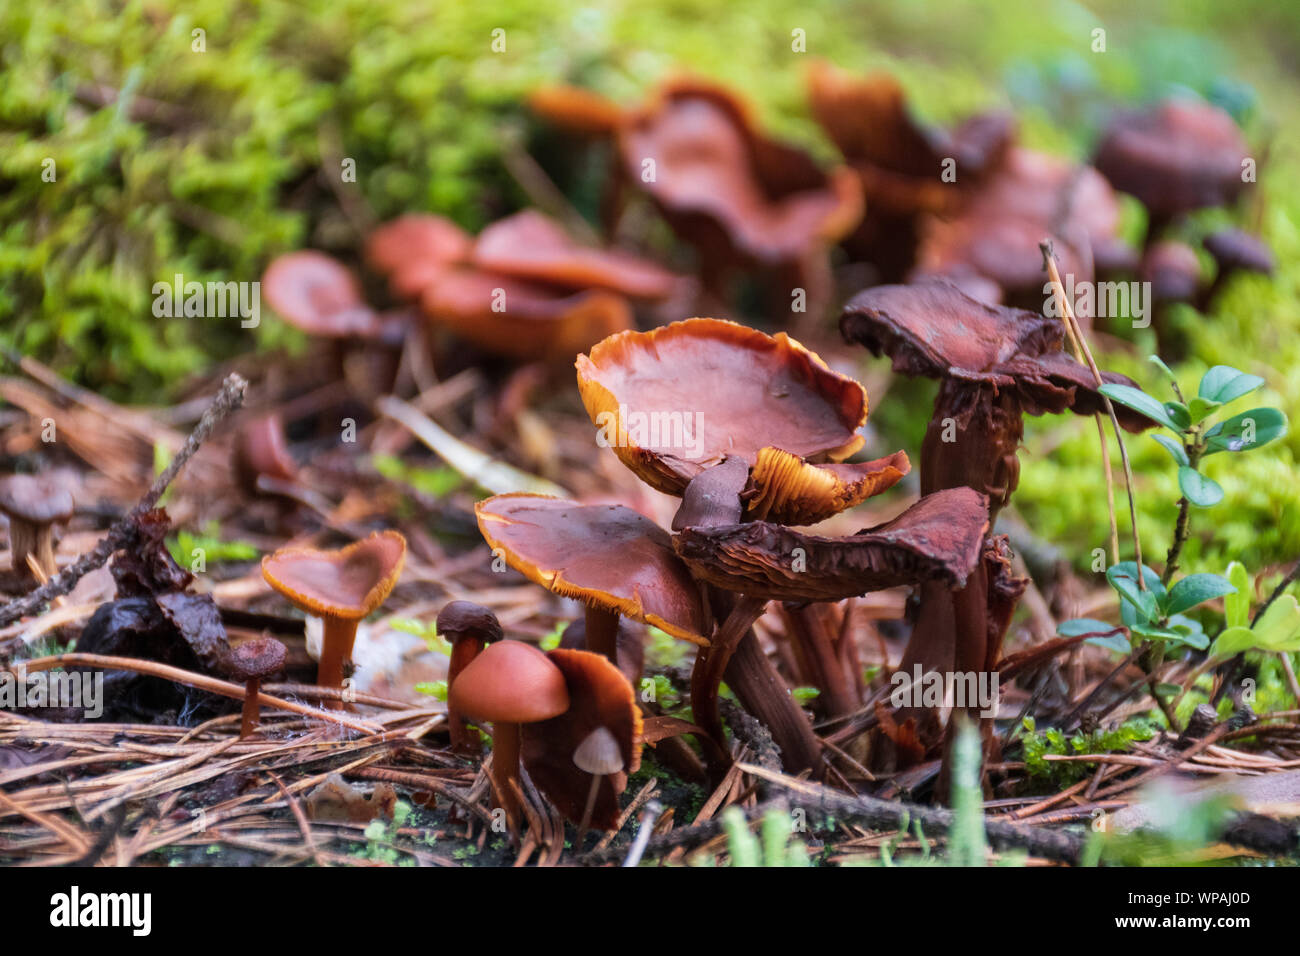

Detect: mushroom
[572, 726, 624, 845]
[1201, 228, 1274, 308]
[559, 616, 645, 686]
[436, 600, 503, 755]
[0, 474, 74, 582]
[261, 530, 406, 707]
[528, 84, 625, 136]
[807, 61, 1015, 280]
[576, 318, 910, 526]
[226, 637, 287, 738]
[1093, 97, 1251, 242]
[233, 412, 299, 499]
[447, 639, 571, 834]
[365, 214, 473, 300]
[1141, 240, 1204, 307]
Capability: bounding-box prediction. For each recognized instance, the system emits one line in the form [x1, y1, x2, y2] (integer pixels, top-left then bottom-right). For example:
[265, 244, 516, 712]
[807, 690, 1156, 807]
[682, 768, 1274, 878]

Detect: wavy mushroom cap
[366, 215, 473, 300]
[577, 318, 912, 525]
[262, 251, 378, 337]
[472, 210, 676, 300]
[261, 530, 407, 621]
[674, 487, 990, 602]
[476, 494, 709, 645]
[421, 269, 633, 361]
[522, 648, 643, 829]
[619, 79, 862, 264]
[1093, 98, 1249, 219]
[448, 640, 570, 724]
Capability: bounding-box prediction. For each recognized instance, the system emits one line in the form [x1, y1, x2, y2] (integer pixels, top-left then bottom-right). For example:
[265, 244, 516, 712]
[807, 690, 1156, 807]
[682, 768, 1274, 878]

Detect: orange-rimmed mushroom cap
[618, 78, 863, 265]
[522, 648, 642, 829]
[365, 214, 473, 300]
[448, 640, 570, 724]
[475, 494, 710, 645]
[529, 84, 626, 136]
[577, 319, 909, 523]
[1093, 98, 1250, 220]
[472, 210, 676, 300]
[262, 251, 379, 337]
[421, 269, 633, 361]
[674, 487, 990, 602]
[261, 530, 407, 621]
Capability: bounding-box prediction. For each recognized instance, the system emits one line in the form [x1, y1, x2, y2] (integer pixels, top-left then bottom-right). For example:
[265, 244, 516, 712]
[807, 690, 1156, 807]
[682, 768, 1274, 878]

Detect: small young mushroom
[0, 474, 74, 582]
[366, 214, 473, 300]
[572, 726, 625, 844]
[1201, 229, 1275, 308]
[226, 637, 287, 738]
[1141, 240, 1204, 307]
[261, 530, 406, 708]
[233, 412, 299, 499]
[437, 600, 503, 755]
[448, 640, 571, 834]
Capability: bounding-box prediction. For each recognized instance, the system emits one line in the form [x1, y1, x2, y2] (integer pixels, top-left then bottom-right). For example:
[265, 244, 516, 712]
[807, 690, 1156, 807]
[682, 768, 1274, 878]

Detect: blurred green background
[1, 0, 1296, 574]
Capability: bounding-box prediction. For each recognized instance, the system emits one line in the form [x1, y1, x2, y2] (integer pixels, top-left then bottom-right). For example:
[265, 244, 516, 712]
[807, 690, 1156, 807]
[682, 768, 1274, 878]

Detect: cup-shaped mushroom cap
[436, 600, 503, 644]
[674, 487, 990, 602]
[0, 474, 74, 525]
[477, 494, 709, 644]
[1203, 229, 1274, 276]
[618, 78, 863, 265]
[578, 319, 908, 522]
[226, 637, 288, 681]
[262, 251, 379, 337]
[840, 281, 1154, 431]
[472, 210, 676, 300]
[521, 648, 642, 829]
[448, 640, 570, 724]
[1140, 241, 1203, 304]
[421, 269, 633, 361]
[261, 530, 406, 621]
[1093, 98, 1249, 219]
[366, 214, 473, 300]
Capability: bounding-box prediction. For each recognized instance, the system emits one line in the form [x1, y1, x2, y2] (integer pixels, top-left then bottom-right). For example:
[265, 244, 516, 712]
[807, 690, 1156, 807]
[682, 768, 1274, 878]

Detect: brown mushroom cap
[233, 413, 298, 495]
[365, 214, 473, 300]
[226, 637, 288, 681]
[421, 268, 633, 361]
[1093, 98, 1249, 219]
[261, 530, 407, 621]
[436, 600, 503, 644]
[1140, 241, 1204, 304]
[577, 319, 908, 522]
[1203, 229, 1274, 276]
[521, 647, 642, 829]
[448, 639, 570, 724]
[476, 494, 709, 645]
[618, 78, 863, 265]
[0, 474, 74, 525]
[674, 487, 990, 602]
[472, 210, 676, 300]
[839, 281, 1153, 430]
[262, 251, 379, 337]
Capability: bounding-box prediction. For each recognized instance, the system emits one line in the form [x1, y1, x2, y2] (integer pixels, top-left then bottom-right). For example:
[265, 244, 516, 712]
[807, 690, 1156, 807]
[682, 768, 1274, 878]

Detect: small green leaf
[1187, 396, 1222, 423]
[1207, 626, 1258, 660]
[1223, 562, 1251, 629]
[1165, 573, 1236, 616]
[1107, 565, 1161, 623]
[1058, 617, 1118, 637]
[1099, 383, 1180, 431]
[1178, 466, 1224, 507]
[1203, 407, 1288, 455]
[1151, 434, 1189, 465]
[415, 680, 448, 701]
[1252, 595, 1300, 652]
[1154, 683, 1183, 699]
[1197, 365, 1265, 405]
[1163, 402, 1191, 430]
[1147, 355, 1178, 384]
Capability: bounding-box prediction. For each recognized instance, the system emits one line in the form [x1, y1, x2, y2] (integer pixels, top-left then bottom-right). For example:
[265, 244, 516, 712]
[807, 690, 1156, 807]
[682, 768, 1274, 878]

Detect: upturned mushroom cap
[0, 474, 74, 525]
[262, 251, 379, 337]
[839, 281, 1153, 430]
[366, 214, 473, 300]
[577, 319, 909, 524]
[1093, 98, 1249, 219]
[476, 494, 709, 645]
[448, 640, 570, 724]
[618, 78, 863, 265]
[674, 487, 990, 602]
[521, 648, 642, 829]
[261, 530, 406, 621]
[421, 269, 633, 361]
[226, 637, 288, 681]
[436, 600, 503, 644]
[472, 210, 676, 300]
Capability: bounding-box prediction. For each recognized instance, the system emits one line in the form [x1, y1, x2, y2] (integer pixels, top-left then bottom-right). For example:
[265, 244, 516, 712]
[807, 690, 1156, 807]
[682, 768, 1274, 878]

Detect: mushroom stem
[447, 637, 485, 754]
[583, 605, 620, 664]
[317, 616, 360, 709]
[780, 603, 860, 719]
[240, 678, 262, 738]
[490, 721, 523, 835]
[8, 520, 55, 580]
[690, 595, 767, 770]
[575, 773, 602, 849]
[724, 629, 824, 775]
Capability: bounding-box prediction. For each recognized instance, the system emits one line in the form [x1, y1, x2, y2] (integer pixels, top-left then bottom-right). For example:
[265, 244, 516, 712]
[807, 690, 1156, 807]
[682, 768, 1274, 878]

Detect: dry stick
[0, 372, 248, 628]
